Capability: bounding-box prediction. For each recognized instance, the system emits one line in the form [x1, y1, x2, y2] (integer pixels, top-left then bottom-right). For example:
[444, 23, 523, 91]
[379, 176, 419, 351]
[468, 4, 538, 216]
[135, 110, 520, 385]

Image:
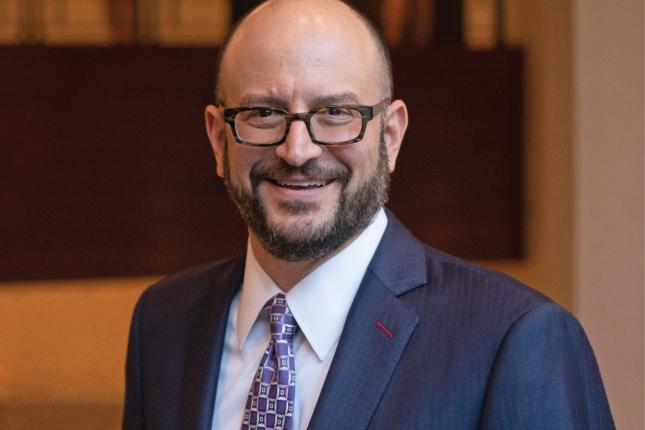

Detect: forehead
[219, 1, 381, 105]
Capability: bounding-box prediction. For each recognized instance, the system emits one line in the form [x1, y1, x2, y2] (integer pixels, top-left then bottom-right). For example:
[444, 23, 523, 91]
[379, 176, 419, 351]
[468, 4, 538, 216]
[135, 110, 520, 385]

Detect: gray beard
[222, 135, 390, 262]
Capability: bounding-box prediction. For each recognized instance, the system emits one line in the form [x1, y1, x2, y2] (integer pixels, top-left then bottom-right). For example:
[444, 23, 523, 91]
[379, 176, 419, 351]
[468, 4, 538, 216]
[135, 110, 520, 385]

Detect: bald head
[215, 0, 392, 104]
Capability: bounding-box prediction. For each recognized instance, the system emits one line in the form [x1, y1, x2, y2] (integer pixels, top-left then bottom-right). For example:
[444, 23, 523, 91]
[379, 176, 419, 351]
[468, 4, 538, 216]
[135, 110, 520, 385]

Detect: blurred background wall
[573, 0, 643, 428]
[0, 0, 642, 428]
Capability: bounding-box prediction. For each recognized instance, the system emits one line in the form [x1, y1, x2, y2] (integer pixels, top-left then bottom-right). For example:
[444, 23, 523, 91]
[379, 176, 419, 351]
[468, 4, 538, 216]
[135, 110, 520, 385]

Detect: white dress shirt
[211, 208, 387, 430]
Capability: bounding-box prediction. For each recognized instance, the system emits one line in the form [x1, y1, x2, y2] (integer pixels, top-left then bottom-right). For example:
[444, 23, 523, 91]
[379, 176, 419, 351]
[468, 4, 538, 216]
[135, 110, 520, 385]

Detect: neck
[249, 233, 355, 291]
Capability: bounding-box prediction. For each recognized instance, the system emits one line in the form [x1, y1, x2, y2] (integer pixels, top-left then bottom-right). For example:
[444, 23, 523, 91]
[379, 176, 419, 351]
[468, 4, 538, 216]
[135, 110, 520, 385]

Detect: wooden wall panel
[0, 46, 522, 281]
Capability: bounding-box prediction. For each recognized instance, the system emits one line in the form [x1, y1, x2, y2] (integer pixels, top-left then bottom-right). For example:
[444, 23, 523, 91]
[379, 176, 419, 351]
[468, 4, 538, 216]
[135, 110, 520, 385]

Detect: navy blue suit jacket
[123, 211, 614, 429]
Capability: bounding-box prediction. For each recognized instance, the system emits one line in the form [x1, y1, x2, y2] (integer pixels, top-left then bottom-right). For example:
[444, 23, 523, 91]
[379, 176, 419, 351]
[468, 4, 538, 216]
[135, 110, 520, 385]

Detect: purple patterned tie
[241, 294, 298, 430]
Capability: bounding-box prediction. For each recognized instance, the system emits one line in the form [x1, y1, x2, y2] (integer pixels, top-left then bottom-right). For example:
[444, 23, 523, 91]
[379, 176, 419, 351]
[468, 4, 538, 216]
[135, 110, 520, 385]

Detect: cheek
[225, 144, 262, 188]
[332, 152, 368, 193]
[342, 131, 381, 185]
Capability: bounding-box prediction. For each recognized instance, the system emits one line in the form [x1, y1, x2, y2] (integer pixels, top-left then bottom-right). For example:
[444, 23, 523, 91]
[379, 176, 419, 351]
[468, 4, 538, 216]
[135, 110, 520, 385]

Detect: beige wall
[483, 0, 574, 308]
[0, 278, 151, 428]
[573, 0, 644, 428]
[0, 278, 153, 404]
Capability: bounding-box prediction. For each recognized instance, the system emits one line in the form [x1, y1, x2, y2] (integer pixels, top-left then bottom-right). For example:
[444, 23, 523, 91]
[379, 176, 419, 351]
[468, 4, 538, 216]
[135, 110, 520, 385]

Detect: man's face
[205, 1, 406, 261]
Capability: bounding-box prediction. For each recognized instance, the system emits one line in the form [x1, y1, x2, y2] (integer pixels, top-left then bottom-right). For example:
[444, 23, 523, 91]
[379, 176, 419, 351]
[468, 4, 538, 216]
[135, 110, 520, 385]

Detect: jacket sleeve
[122, 294, 146, 429]
[479, 302, 615, 429]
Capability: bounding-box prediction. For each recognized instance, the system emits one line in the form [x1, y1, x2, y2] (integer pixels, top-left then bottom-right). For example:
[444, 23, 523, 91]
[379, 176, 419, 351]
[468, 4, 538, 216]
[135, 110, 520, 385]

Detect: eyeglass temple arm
[371, 100, 389, 117]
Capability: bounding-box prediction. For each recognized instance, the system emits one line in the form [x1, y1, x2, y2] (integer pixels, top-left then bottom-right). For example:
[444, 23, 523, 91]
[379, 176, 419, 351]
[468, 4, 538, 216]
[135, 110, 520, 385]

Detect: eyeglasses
[220, 100, 388, 147]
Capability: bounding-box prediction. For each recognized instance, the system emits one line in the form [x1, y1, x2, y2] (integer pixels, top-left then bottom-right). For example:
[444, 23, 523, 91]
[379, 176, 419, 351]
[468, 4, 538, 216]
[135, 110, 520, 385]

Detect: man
[123, 1, 614, 429]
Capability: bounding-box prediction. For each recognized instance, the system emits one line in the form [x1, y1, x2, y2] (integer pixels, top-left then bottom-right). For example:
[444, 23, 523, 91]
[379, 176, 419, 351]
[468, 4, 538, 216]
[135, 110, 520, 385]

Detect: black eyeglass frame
[218, 100, 388, 147]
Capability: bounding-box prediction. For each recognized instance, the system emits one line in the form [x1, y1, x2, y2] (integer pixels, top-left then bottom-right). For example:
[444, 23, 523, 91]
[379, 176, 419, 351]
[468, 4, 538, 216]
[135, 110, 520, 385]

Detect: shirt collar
[236, 208, 388, 360]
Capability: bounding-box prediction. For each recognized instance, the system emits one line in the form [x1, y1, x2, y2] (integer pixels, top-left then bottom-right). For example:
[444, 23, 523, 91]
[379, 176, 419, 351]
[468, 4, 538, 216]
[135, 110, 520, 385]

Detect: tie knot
[264, 293, 298, 343]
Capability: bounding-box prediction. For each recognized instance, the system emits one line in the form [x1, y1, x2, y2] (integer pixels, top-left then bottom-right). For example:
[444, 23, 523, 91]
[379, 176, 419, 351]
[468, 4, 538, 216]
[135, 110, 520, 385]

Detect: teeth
[271, 179, 330, 188]
[276, 181, 326, 188]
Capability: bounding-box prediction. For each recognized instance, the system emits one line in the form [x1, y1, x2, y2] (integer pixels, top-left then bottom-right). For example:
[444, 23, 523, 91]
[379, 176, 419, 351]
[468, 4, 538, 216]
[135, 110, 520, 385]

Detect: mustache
[250, 158, 351, 187]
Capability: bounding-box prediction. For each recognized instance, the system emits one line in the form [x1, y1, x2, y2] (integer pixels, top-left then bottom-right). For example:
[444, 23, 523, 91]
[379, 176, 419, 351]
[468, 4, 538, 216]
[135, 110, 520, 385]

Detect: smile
[266, 178, 335, 190]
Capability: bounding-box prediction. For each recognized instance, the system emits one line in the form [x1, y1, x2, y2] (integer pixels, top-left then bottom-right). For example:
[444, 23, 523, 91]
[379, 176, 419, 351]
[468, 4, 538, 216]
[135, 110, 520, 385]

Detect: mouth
[266, 178, 335, 190]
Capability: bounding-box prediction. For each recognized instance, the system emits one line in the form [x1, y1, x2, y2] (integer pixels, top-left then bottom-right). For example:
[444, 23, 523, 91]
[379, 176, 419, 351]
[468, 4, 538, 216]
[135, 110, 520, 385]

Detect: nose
[274, 120, 323, 167]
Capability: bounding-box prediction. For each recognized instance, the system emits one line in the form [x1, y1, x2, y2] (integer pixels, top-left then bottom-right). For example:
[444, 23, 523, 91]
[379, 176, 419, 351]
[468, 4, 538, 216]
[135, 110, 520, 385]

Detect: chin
[265, 204, 337, 241]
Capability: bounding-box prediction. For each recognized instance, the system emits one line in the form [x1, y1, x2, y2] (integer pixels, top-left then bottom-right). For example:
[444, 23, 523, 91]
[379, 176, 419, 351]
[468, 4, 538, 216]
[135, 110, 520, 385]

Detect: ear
[382, 99, 408, 172]
[205, 104, 227, 178]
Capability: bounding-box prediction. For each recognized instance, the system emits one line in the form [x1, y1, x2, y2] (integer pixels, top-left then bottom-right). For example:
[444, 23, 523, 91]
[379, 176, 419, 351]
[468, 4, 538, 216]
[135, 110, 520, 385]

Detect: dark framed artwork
[1, 45, 522, 281]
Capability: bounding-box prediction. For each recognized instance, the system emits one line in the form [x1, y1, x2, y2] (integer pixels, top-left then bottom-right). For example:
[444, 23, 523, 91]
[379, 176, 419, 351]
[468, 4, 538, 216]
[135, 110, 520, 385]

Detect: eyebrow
[238, 92, 361, 110]
[311, 92, 361, 106]
[239, 94, 287, 108]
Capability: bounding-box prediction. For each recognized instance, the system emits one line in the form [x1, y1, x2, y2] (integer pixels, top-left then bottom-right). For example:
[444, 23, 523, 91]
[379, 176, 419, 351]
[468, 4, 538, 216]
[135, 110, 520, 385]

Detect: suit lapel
[179, 257, 245, 430]
[308, 212, 428, 430]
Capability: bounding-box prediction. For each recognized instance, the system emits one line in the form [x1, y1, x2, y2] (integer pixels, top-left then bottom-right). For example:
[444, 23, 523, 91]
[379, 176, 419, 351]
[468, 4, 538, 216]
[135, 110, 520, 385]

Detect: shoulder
[136, 256, 244, 316]
[128, 256, 244, 352]
[426, 244, 550, 307]
[376, 213, 613, 427]
[379, 211, 552, 325]
[410, 239, 595, 363]
[474, 277, 613, 428]
[414, 244, 555, 330]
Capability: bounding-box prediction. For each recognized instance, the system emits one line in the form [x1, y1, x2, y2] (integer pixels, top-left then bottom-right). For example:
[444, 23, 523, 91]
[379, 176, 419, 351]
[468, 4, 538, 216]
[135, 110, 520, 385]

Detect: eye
[327, 106, 345, 116]
[323, 107, 356, 118]
[242, 108, 276, 119]
[315, 107, 359, 126]
[239, 108, 284, 129]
